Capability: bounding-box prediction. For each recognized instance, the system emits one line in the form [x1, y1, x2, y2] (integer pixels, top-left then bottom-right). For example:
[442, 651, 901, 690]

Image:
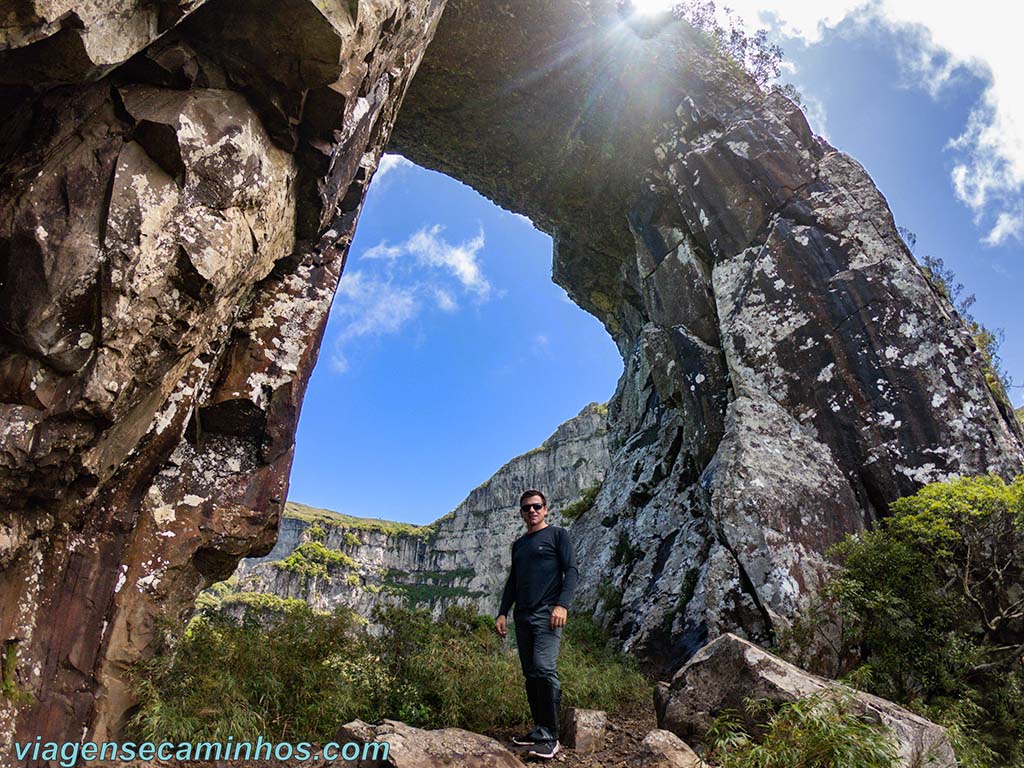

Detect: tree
[657, 1, 800, 101]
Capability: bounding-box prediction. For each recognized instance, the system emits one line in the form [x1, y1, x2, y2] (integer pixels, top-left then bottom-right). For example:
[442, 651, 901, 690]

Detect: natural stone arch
[388, 0, 1024, 656]
[0, 0, 1021, 756]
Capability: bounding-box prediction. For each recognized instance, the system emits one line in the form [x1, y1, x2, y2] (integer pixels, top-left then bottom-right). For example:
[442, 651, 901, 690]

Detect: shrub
[129, 603, 651, 742]
[128, 604, 367, 742]
[782, 475, 1024, 765]
[271, 541, 356, 582]
[705, 692, 901, 768]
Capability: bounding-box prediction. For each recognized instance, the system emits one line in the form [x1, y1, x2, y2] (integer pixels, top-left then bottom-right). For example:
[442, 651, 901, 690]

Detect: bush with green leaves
[129, 601, 650, 742]
[782, 474, 1024, 766]
[129, 605, 369, 742]
[704, 692, 901, 768]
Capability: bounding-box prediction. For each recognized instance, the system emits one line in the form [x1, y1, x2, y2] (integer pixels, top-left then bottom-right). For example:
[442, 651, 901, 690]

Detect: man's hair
[519, 489, 547, 507]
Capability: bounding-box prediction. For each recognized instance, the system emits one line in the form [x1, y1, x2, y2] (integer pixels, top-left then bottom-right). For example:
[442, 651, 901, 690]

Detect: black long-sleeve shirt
[497, 525, 579, 617]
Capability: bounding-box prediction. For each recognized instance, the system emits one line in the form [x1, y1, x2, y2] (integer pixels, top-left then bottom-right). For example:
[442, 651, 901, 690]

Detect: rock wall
[222, 402, 608, 620]
[1, 0, 1021, 751]
[0, 0, 448, 752]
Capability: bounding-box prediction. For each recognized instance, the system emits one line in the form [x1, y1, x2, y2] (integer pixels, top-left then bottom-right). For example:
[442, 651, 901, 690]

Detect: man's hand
[495, 614, 508, 638]
[550, 605, 567, 629]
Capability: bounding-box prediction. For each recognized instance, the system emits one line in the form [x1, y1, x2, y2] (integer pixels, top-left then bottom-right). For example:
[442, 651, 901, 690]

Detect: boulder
[655, 633, 957, 768]
[336, 719, 526, 768]
[637, 729, 702, 768]
[559, 707, 607, 753]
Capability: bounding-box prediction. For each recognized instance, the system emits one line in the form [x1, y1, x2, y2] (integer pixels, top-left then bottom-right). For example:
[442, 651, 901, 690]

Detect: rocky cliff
[218, 402, 608, 619]
[1, 0, 1022, 752]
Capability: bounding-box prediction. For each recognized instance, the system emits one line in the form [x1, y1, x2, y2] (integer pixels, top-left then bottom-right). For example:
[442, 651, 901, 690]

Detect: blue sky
[286, 5, 1023, 525]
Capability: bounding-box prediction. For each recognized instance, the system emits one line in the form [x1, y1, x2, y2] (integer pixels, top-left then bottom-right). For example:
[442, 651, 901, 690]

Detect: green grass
[284, 501, 436, 538]
[385, 567, 476, 584]
[222, 592, 311, 614]
[381, 581, 486, 606]
[128, 604, 651, 741]
[705, 692, 901, 768]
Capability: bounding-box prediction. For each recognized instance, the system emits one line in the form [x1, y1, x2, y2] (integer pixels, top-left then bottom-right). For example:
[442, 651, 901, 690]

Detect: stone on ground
[559, 707, 607, 753]
[337, 719, 526, 767]
[637, 729, 702, 768]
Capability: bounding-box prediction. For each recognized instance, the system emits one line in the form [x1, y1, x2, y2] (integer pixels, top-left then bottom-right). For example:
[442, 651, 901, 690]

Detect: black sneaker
[511, 728, 544, 746]
[527, 740, 560, 759]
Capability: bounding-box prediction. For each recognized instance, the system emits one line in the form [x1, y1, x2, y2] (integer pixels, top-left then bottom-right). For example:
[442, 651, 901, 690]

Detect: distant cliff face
[218, 403, 609, 619]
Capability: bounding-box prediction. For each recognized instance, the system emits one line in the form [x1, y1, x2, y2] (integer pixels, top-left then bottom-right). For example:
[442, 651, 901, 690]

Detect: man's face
[519, 495, 548, 527]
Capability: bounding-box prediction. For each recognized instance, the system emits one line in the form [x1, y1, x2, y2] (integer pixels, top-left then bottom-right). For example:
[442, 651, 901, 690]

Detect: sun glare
[630, 0, 675, 16]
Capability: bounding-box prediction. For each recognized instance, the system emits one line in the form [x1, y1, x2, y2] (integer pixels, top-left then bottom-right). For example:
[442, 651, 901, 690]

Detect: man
[495, 489, 579, 760]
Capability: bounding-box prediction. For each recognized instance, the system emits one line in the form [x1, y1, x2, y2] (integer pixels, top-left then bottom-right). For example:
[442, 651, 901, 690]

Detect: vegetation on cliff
[285, 501, 436, 538]
[272, 541, 357, 582]
[900, 227, 1015, 412]
[560, 482, 603, 521]
[783, 474, 1024, 767]
[128, 604, 650, 743]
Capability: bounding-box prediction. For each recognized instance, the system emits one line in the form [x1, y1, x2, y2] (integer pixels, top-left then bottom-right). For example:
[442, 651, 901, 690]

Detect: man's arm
[555, 528, 579, 610]
[495, 542, 517, 637]
[497, 542, 517, 617]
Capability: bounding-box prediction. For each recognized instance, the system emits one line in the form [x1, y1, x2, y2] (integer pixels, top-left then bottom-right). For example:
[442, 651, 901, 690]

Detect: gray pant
[513, 604, 563, 742]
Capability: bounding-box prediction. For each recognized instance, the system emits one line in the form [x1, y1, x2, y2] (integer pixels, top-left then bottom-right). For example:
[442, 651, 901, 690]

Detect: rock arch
[1, 0, 1021, 753]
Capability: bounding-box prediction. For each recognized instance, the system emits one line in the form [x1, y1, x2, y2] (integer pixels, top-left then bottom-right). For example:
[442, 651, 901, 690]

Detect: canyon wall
[221, 402, 608, 620]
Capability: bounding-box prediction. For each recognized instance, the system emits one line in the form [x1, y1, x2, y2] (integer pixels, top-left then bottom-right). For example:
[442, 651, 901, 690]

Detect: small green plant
[704, 692, 901, 768]
[596, 579, 624, 621]
[561, 483, 602, 522]
[2, 640, 31, 704]
[610, 531, 643, 568]
[342, 531, 362, 547]
[305, 521, 327, 542]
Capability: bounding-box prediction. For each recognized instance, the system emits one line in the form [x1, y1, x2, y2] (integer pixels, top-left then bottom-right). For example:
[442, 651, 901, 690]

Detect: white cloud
[723, 0, 1024, 243]
[362, 240, 403, 260]
[329, 271, 419, 372]
[434, 287, 457, 312]
[329, 224, 493, 372]
[372, 153, 413, 184]
[984, 210, 1024, 246]
[406, 224, 490, 298]
[365, 224, 491, 299]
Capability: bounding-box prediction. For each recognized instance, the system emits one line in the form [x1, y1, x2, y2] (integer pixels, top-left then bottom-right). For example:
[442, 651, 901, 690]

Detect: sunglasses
[520, 503, 544, 512]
